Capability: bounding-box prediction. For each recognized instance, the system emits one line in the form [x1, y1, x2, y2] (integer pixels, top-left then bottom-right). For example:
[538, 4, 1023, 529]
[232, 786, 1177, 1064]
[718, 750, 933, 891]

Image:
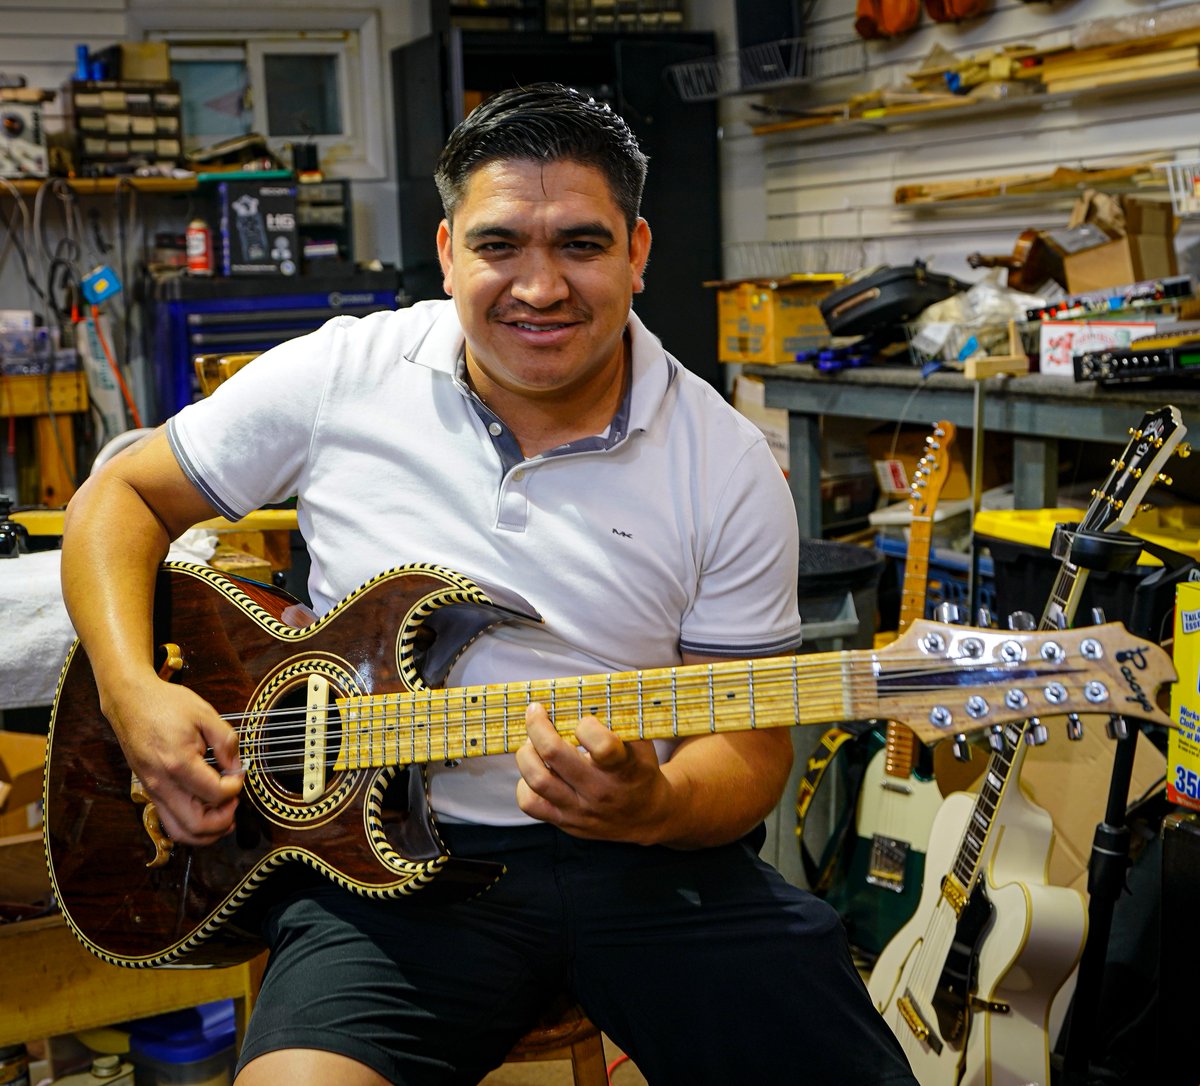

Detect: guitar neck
[335, 651, 864, 769]
[946, 560, 1087, 896]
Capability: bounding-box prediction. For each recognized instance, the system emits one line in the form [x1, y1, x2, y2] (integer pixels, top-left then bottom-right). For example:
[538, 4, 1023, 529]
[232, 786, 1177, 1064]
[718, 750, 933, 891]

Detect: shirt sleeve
[678, 435, 803, 659]
[167, 317, 352, 519]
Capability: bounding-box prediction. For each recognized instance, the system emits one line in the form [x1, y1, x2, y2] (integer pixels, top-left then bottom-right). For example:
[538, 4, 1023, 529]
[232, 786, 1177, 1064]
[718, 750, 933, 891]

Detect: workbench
[745, 364, 1200, 537]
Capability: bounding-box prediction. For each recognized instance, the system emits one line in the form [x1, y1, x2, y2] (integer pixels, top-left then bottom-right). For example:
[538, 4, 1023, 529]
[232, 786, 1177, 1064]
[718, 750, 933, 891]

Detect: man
[61, 84, 915, 1085]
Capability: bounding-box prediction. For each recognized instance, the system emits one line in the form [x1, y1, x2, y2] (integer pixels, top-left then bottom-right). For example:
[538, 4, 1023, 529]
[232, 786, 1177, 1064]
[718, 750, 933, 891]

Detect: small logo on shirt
[612, 528, 633, 539]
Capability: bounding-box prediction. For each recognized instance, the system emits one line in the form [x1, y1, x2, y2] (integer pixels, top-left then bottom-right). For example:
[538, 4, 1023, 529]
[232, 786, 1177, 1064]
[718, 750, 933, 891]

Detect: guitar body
[961, 784, 1085, 1086]
[868, 784, 1085, 1086]
[828, 746, 943, 958]
[44, 563, 530, 968]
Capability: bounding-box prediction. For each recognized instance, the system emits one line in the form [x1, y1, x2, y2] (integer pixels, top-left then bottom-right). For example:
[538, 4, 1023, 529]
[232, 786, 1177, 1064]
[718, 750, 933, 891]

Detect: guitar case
[819, 261, 966, 338]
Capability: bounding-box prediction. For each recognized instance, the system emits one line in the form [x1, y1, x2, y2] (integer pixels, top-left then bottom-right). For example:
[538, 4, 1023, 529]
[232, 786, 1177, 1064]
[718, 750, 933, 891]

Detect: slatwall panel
[716, 0, 1200, 277]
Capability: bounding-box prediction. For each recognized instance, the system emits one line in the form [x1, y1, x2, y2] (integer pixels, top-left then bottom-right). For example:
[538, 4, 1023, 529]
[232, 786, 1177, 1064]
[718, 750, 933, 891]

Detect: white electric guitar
[867, 404, 1188, 1086]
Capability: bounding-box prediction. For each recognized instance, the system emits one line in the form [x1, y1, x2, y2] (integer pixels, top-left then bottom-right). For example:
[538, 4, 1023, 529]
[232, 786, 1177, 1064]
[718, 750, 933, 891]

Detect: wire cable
[89, 303, 143, 429]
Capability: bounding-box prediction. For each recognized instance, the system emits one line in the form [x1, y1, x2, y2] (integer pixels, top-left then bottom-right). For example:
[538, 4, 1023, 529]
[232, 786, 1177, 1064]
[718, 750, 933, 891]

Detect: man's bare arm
[60, 429, 243, 844]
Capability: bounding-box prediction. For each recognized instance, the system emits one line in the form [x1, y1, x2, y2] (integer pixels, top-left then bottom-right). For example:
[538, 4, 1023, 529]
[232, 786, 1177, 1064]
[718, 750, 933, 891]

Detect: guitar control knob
[1024, 717, 1049, 746]
[1106, 715, 1129, 741]
[1066, 713, 1084, 741]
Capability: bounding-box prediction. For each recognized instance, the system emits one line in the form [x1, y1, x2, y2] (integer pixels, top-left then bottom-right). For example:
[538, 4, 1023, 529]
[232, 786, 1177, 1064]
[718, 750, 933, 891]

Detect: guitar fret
[671, 670, 679, 738]
[747, 661, 756, 729]
[708, 665, 716, 732]
[637, 672, 644, 739]
[503, 684, 510, 753]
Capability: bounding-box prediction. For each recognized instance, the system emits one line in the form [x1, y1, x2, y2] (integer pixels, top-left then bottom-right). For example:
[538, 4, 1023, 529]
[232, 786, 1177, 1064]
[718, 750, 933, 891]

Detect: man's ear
[436, 219, 453, 296]
[630, 218, 651, 295]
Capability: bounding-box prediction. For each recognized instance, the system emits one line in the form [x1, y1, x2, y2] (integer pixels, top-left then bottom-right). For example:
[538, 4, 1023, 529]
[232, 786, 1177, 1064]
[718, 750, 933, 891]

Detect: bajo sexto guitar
[867, 404, 1188, 1086]
[828, 420, 958, 959]
[43, 561, 1175, 970]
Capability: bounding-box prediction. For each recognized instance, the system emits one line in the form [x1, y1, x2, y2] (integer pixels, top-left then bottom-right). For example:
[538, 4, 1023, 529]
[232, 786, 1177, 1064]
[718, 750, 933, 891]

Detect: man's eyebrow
[463, 222, 616, 244]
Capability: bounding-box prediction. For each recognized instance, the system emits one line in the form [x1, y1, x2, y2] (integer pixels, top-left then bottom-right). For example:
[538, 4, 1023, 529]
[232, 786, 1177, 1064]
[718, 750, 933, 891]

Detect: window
[129, 7, 385, 180]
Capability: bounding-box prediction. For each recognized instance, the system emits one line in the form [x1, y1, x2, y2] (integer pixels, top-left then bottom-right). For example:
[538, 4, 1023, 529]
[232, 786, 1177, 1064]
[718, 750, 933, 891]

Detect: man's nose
[510, 252, 569, 307]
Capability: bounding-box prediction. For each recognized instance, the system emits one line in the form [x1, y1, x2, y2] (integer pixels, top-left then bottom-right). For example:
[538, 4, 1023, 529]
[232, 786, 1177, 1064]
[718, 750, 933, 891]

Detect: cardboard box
[708, 275, 843, 365]
[1169, 580, 1200, 811]
[0, 730, 45, 836]
[1057, 195, 1178, 294]
[218, 180, 299, 277]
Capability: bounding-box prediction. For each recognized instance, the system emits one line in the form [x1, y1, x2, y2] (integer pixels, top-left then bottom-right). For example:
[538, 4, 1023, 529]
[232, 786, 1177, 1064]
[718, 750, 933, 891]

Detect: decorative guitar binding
[44, 561, 1175, 969]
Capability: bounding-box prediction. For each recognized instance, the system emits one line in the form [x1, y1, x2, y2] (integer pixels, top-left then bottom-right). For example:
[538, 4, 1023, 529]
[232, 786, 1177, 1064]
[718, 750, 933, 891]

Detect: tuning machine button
[1066, 713, 1084, 741]
[1024, 717, 1049, 746]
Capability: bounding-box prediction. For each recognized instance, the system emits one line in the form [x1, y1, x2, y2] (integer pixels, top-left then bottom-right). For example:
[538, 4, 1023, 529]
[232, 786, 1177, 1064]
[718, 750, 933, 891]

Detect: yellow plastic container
[974, 506, 1200, 567]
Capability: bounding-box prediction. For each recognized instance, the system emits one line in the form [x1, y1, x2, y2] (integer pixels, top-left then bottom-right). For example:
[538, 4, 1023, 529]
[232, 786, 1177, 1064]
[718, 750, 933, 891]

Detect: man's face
[437, 158, 651, 402]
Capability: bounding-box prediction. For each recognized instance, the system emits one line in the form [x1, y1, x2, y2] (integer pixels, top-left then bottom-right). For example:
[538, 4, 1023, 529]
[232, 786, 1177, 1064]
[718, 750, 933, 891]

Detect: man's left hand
[515, 701, 671, 844]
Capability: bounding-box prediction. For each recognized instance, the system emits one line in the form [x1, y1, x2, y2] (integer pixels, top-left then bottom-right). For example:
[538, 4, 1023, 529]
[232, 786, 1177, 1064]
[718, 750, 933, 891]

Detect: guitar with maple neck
[42, 558, 1175, 970]
[825, 421, 961, 959]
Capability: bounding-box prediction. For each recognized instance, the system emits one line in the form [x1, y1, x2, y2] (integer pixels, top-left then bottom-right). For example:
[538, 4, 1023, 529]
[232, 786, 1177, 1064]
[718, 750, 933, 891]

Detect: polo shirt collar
[405, 300, 678, 437]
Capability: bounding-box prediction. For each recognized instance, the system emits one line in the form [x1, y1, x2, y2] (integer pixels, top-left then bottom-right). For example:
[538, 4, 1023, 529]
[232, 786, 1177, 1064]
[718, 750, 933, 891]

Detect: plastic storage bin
[127, 1000, 236, 1086]
[974, 507, 1200, 638]
[797, 539, 885, 651]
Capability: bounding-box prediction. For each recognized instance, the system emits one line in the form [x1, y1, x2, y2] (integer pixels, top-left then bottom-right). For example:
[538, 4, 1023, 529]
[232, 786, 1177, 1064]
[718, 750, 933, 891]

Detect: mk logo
[612, 528, 633, 539]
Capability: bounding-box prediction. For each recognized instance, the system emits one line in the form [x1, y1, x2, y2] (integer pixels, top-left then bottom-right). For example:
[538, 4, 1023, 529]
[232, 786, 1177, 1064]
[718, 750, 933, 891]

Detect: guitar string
[194, 666, 1116, 774]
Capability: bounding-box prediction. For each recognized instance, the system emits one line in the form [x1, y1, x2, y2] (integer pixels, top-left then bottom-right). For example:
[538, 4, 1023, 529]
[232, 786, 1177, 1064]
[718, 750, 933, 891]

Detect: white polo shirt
[168, 299, 801, 824]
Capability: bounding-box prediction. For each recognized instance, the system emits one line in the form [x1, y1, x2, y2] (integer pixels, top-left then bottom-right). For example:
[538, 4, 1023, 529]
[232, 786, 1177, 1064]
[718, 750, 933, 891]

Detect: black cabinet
[391, 29, 721, 388]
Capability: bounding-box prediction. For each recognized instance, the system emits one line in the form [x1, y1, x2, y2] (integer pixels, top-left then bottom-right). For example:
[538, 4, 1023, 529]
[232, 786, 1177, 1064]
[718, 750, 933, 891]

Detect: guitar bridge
[897, 990, 943, 1054]
[867, 834, 908, 893]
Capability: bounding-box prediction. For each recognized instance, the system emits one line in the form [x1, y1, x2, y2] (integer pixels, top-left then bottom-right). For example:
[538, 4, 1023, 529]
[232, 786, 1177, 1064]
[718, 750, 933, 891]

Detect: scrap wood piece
[894, 159, 1165, 205]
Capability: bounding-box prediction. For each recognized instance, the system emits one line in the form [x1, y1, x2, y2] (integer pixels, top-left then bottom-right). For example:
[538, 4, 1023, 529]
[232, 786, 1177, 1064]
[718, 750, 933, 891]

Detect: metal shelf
[666, 36, 867, 102]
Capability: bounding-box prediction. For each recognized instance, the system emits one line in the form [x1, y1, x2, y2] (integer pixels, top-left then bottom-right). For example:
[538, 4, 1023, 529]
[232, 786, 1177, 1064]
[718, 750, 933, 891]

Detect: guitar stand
[1057, 529, 1196, 1086]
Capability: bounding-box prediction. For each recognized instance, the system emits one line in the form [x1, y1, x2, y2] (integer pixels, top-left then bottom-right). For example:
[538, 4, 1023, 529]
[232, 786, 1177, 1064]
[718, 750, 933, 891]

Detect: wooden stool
[503, 999, 608, 1085]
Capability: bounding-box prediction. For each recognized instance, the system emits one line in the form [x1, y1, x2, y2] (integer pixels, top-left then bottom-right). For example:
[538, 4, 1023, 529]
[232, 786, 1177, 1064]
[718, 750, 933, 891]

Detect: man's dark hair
[435, 82, 649, 234]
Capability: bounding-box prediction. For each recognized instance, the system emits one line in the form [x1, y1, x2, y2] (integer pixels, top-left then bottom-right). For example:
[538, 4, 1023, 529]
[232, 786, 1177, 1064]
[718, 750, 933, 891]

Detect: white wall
[691, 0, 1200, 282]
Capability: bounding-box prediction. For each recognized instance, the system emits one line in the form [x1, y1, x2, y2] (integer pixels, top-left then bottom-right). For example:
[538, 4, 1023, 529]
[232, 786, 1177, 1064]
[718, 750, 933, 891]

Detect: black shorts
[238, 823, 915, 1085]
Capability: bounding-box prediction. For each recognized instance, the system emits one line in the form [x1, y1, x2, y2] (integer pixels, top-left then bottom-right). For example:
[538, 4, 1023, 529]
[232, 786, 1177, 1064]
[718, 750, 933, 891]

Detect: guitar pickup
[867, 834, 909, 893]
[303, 675, 330, 801]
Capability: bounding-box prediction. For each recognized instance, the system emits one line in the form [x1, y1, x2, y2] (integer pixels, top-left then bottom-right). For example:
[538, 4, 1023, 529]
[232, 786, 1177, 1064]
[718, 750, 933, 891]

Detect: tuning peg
[975, 606, 994, 629]
[1158, 474, 1174, 487]
[1106, 715, 1129, 741]
[1177, 442, 1192, 459]
[935, 601, 964, 625]
[1090, 607, 1107, 626]
[1006, 610, 1036, 631]
[986, 724, 1005, 752]
[1048, 608, 1068, 630]
[1066, 713, 1084, 741]
[952, 734, 972, 762]
[1024, 717, 1049, 746]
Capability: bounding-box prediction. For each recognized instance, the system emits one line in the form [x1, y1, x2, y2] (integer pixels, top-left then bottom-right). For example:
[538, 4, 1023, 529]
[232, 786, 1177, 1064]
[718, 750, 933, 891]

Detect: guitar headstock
[1082, 405, 1189, 535]
[877, 619, 1176, 745]
[908, 419, 957, 519]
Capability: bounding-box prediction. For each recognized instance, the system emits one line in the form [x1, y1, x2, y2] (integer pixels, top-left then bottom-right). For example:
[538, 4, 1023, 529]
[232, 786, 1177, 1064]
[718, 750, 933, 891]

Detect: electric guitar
[43, 561, 1175, 970]
[867, 404, 1188, 1086]
[829, 421, 957, 958]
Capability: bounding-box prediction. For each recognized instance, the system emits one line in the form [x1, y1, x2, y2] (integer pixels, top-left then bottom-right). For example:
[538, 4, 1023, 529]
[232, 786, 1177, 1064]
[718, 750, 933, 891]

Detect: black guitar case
[820, 261, 966, 338]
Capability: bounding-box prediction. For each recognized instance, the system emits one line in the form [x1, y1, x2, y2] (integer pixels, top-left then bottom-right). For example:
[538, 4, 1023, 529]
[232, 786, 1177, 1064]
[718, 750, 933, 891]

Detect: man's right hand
[103, 676, 244, 847]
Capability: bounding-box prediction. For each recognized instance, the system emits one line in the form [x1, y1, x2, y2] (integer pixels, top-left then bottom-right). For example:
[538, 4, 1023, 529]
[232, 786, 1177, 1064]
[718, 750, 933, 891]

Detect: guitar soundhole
[255, 682, 344, 799]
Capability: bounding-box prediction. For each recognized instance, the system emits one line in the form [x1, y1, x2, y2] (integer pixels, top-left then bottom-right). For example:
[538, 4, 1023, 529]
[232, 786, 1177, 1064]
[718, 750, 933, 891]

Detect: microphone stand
[1060, 535, 1196, 1085]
